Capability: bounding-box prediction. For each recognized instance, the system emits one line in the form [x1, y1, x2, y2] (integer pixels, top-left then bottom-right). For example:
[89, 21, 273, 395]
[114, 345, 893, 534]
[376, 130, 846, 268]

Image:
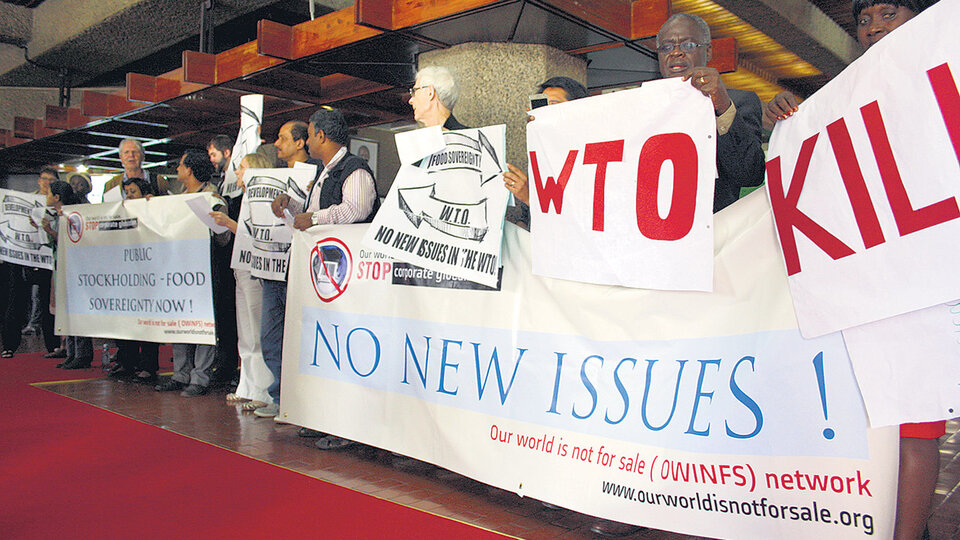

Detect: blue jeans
[261, 279, 287, 404]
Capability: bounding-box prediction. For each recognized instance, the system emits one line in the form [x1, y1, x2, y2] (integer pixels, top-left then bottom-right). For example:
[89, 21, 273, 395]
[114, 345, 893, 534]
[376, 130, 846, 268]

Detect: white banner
[362, 126, 508, 288]
[221, 94, 264, 199]
[230, 167, 315, 281]
[281, 191, 897, 539]
[0, 188, 54, 270]
[55, 194, 217, 344]
[526, 80, 717, 291]
[765, 2, 960, 337]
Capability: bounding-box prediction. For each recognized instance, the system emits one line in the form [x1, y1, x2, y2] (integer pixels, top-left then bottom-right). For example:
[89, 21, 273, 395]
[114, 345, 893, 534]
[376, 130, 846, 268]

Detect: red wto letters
[529, 132, 699, 241]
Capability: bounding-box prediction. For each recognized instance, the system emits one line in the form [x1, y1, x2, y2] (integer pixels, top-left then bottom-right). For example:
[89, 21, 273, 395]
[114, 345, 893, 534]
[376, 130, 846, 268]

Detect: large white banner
[220, 94, 263, 199]
[281, 191, 897, 539]
[765, 1, 960, 337]
[362, 126, 508, 288]
[230, 167, 315, 281]
[526, 79, 717, 291]
[0, 188, 54, 270]
[55, 194, 217, 344]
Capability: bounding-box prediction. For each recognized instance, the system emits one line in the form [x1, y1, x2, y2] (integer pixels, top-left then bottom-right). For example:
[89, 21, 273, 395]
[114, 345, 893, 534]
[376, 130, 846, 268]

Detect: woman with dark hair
[765, 2, 943, 538]
[41, 181, 93, 369]
[122, 177, 157, 200]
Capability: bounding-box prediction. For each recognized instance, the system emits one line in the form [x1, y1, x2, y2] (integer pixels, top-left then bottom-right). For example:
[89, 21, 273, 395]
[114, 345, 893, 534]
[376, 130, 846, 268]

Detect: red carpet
[0, 352, 507, 539]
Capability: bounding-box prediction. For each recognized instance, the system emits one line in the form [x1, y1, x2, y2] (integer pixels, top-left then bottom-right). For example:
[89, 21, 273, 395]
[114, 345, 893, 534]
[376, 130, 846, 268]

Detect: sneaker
[253, 403, 280, 418]
[180, 384, 207, 397]
[155, 379, 185, 392]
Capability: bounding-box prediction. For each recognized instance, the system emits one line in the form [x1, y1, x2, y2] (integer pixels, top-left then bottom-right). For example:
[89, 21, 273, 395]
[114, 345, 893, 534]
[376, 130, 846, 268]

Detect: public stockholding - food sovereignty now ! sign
[55, 194, 218, 345]
[281, 191, 897, 539]
[526, 78, 717, 291]
[0, 188, 54, 270]
[230, 166, 316, 281]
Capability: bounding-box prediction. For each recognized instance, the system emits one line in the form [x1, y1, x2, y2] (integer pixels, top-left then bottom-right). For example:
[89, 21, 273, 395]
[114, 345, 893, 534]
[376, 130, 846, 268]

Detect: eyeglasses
[408, 85, 429, 97]
[656, 41, 707, 54]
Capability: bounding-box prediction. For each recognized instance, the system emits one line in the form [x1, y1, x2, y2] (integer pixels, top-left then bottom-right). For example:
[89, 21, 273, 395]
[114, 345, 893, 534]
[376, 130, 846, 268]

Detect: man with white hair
[407, 65, 469, 130]
[102, 138, 178, 199]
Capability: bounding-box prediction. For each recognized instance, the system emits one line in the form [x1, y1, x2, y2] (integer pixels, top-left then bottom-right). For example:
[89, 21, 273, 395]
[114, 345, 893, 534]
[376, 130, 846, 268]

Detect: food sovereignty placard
[230, 167, 315, 280]
[55, 194, 217, 344]
[362, 125, 509, 288]
[0, 188, 54, 270]
[281, 191, 897, 539]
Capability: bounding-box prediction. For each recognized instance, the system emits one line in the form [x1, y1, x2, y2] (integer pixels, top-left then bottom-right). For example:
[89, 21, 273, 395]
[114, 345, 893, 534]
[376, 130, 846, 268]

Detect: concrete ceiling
[0, 0, 879, 176]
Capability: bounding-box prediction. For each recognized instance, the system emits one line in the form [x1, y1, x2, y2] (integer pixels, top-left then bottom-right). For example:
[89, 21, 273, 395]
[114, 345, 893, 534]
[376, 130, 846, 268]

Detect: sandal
[226, 393, 250, 402]
[1, 350, 13, 358]
[240, 400, 268, 411]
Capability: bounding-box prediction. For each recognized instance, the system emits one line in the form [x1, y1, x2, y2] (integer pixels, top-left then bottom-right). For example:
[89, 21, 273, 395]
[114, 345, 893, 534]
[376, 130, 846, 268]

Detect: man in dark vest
[288, 106, 379, 229]
[259, 107, 378, 431]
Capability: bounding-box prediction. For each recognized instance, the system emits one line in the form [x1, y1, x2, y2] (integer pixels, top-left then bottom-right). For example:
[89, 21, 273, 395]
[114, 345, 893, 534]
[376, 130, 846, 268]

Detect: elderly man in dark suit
[656, 13, 766, 212]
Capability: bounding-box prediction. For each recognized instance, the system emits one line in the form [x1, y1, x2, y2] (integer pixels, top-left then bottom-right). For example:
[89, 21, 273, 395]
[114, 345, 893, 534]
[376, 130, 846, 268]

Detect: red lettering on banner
[860, 100, 960, 236]
[766, 134, 855, 276]
[928, 63, 960, 165]
[583, 140, 624, 231]
[529, 149, 579, 214]
[826, 118, 885, 249]
[635, 133, 698, 241]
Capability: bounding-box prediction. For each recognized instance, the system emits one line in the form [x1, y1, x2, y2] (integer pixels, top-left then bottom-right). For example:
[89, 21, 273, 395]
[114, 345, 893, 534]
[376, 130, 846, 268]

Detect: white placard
[362, 125, 509, 288]
[765, 2, 960, 337]
[0, 189, 54, 270]
[230, 167, 316, 280]
[220, 94, 264, 199]
[526, 79, 717, 291]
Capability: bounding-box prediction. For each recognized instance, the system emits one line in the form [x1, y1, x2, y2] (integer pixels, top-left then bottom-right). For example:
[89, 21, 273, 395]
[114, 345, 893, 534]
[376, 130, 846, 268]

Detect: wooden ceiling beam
[45, 105, 93, 131]
[81, 90, 139, 118]
[356, 0, 501, 31]
[258, 8, 381, 61]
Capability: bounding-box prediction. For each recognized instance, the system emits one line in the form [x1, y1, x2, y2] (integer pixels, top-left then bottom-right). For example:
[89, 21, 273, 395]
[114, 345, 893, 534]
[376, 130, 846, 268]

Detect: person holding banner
[155, 150, 230, 397]
[41, 181, 93, 370]
[656, 13, 766, 212]
[1, 166, 60, 359]
[764, 2, 942, 539]
[102, 139, 177, 200]
[209, 152, 275, 409]
[263, 108, 378, 446]
[108, 177, 161, 383]
[408, 66, 468, 131]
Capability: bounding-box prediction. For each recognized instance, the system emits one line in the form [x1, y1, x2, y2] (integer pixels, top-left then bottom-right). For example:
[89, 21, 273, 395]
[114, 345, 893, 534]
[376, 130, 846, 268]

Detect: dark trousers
[116, 340, 159, 374]
[2, 265, 57, 353]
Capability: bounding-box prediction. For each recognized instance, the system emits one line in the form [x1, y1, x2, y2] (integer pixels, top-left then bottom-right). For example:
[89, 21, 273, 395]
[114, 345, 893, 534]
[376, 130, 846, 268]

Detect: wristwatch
[311, 212, 320, 226]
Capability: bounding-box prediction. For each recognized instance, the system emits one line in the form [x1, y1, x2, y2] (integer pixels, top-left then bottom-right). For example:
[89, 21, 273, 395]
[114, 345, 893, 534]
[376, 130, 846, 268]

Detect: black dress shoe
[298, 427, 324, 438]
[62, 358, 92, 369]
[135, 371, 157, 384]
[155, 379, 185, 392]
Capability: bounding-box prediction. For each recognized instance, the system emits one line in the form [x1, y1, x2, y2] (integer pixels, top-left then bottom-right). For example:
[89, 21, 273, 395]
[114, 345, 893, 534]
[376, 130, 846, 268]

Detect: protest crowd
[0, 1, 954, 538]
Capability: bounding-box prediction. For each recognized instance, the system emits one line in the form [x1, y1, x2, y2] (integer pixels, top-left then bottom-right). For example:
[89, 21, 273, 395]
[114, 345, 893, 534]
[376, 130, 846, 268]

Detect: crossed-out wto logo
[309, 238, 352, 303]
[66, 212, 84, 243]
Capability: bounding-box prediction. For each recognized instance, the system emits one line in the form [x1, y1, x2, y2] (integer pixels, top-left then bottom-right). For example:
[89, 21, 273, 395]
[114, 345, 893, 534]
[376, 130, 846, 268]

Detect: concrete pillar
[418, 42, 587, 171]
